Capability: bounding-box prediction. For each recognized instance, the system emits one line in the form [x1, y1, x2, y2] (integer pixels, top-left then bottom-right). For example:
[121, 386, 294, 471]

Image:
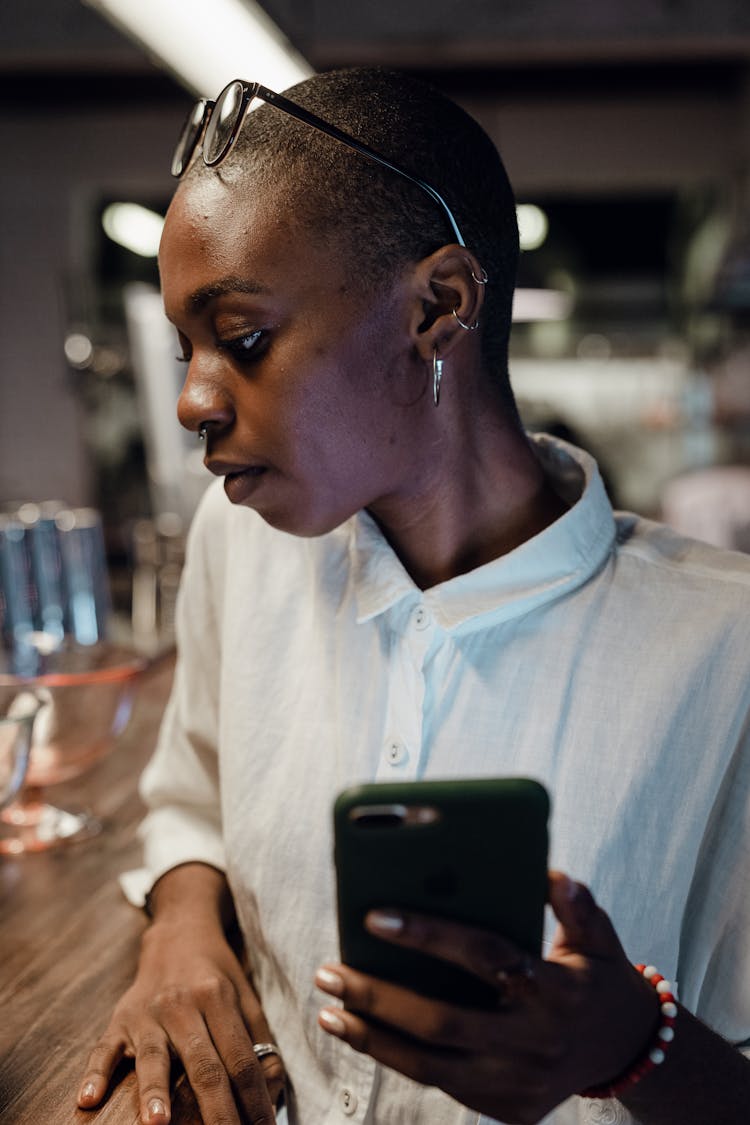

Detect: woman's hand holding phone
[316, 871, 660, 1124]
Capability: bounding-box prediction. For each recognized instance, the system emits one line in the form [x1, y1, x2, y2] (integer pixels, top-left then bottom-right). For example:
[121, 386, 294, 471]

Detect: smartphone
[334, 777, 550, 1009]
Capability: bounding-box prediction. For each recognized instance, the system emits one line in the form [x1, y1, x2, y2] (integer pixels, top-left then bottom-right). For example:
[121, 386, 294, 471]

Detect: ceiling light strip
[83, 0, 313, 97]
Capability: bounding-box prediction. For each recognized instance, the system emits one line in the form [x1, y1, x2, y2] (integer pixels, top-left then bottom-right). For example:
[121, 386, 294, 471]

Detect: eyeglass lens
[204, 80, 246, 166]
[172, 99, 210, 178]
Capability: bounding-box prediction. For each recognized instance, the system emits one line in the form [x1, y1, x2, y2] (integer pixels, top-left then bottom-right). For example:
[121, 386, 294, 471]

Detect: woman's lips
[206, 459, 269, 505]
[222, 466, 268, 504]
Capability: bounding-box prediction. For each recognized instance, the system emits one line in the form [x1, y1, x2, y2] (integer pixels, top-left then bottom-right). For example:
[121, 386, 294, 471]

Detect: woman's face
[159, 174, 428, 537]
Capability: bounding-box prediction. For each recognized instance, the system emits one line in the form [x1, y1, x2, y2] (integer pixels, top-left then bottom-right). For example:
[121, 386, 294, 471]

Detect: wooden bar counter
[0, 653, 203, 1124]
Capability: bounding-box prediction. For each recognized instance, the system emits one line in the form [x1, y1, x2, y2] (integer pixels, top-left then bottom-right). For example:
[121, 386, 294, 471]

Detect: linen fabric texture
[124, 435, 750, 1125]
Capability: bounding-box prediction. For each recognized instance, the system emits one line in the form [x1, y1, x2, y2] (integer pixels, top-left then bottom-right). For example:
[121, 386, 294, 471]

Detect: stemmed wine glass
[0, 695, 40, 814]
[0, 643, 146, 854]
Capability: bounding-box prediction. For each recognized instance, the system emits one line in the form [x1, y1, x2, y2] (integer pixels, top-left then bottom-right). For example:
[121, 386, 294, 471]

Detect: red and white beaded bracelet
[581, 963, 678, 1099]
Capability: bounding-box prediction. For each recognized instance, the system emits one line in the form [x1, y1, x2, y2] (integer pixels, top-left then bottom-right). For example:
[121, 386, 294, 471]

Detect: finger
[547, 871, 624, 960]
[158, 1005, 242, 1125]
[232, 974, 286, 1106]
[78, 1030, 130, 1108]
[254, 1050, 285, 1112]
[315, 964, 533, 1054]
[132, 1026, 172, 1124]
[364, 908, 534, 987]
[318, 1002, 471, 1091]
[319, 1004, 556, 1123]
[201, 983, 280, 1119]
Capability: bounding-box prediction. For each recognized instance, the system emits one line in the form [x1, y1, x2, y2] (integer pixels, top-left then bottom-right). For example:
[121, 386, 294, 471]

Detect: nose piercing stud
[198, 425, 207, 441]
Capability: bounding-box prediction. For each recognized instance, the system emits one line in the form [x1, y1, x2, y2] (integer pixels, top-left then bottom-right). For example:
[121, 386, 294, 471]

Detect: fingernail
[562, 875, 580, 900]
[79, 1081, 97, 1103]
[147, 1098, 167, 1121]
[566, 879, 596, 927]
[366, 909, 404, 934]
[319, 1008, 346, 1035]
[315, 967, 344, 996]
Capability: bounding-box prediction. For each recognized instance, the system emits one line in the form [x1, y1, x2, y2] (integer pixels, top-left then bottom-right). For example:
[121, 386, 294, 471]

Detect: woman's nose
[176, 358, 234, 436]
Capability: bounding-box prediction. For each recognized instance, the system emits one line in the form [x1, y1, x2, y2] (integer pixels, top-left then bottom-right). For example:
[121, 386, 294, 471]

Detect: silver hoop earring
[433, 348, 444, 407]
[452, 308, 479, 331]
[198, 425, 208, 441]
[470, 264, 489, 285]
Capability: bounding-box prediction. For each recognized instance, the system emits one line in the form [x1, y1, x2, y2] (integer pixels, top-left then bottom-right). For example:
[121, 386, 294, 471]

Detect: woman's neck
[367, 410, 569, 591]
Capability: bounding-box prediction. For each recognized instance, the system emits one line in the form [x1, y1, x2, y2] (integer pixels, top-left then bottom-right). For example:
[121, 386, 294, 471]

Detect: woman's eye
[221, 330, 264, 361]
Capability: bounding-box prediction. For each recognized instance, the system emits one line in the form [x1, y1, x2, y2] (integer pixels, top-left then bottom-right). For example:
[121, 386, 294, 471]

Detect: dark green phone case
[334, 777, 550, 1009]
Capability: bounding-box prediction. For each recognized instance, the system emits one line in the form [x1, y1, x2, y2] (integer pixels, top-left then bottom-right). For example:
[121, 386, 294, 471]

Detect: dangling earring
[433, 347, 444, 407]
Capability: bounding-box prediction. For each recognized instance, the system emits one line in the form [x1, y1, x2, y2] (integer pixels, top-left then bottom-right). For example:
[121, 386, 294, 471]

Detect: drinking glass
[0, 695, 39, 811]
[0, 643, 146, 854]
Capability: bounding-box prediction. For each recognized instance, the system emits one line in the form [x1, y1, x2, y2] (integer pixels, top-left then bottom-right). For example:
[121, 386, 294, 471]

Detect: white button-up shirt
[125, 436, 750, 1125]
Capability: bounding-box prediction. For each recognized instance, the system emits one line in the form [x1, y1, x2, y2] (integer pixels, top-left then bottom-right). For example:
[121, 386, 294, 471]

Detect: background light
[84, 0, 313, 96]
[64, 332, 94, 368]
[512, 288, 573, 322]
[102, 202, 165, 258]
[517, 204, 549, 251]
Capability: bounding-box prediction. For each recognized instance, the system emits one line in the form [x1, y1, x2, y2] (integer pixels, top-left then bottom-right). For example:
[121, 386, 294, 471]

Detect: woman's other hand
[78, 864, 282, 1124]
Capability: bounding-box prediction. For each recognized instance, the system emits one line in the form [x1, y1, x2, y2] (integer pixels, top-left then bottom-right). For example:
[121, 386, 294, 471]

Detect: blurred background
[2, 0, 750, 632]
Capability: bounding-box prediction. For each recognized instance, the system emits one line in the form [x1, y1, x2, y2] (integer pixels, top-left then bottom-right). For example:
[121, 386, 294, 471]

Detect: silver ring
[198, 425, 207, 442]
[253, 1042, 281, 1061]
[494, 954, 536, 1006]
[452, 308, 479, 331]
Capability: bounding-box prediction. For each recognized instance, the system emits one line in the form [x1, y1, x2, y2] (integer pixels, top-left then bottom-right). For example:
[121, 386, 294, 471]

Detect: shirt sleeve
[120, 483, 229, 907]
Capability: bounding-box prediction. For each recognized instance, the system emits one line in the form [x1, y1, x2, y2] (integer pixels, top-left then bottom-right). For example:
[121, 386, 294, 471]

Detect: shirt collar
[349, 434, 616, 633]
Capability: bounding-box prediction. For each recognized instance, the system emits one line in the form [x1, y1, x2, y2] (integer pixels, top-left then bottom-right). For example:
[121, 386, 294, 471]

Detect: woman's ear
[408, 246, 487, 363]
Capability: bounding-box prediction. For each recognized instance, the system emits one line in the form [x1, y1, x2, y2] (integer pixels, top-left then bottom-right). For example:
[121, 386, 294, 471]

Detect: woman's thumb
[548, 870, 623, 959]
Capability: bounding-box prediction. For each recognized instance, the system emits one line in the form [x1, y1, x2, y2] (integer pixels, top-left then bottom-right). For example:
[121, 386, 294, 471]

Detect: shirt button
[339, 1087, 358, 1115]
[412, 605, 431, 630]
[587, 1101, 625, 1124]
[384, 738, 408, 766]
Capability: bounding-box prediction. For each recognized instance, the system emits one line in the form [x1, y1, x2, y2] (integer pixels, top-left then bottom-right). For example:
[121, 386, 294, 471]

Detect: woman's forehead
[163, 176, 311, 271]
[159, 173, 360, 314]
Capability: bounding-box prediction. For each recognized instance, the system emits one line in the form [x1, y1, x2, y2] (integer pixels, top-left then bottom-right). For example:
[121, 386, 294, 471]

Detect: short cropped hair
[192, 68, 519, 385]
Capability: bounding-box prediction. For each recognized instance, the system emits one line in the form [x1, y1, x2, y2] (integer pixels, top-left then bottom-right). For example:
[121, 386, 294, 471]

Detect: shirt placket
[375, 599, 437, 783]
[342, 600, 436, 1124]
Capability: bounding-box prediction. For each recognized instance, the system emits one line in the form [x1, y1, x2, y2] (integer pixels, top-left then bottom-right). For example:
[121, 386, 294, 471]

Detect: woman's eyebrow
[188, 276, 270, 312]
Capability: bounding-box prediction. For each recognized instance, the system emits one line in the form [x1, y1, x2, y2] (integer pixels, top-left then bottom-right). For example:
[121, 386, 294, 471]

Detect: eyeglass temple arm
[254, 84, 466, 247]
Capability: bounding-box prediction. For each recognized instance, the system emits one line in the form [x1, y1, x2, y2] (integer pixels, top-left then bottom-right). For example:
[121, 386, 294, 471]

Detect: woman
[78, 69, 750, 1124]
